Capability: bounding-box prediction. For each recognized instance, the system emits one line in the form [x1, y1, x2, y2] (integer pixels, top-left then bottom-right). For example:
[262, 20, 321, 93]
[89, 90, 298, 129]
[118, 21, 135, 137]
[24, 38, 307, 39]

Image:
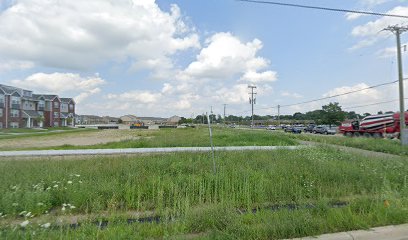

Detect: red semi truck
[339, 112, 408, 138]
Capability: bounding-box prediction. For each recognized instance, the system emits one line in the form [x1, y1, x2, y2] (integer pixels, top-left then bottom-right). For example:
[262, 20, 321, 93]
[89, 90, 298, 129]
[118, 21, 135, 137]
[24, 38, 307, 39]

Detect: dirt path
[0, 130, 146, 150]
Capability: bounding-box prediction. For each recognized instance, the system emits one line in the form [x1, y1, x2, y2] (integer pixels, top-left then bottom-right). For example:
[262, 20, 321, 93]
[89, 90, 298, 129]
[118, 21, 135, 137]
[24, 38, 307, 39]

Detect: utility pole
[210, 106, 213, 123]
[248, 85, 257, 128]
[223, 104, 227, 125]
[277, 104, 281, 127]
[384, 25, 408, 145]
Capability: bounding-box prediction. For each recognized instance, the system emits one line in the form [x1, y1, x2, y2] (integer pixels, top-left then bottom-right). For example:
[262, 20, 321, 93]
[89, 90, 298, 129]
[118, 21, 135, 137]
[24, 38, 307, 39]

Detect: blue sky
[0, 0, 407, 117]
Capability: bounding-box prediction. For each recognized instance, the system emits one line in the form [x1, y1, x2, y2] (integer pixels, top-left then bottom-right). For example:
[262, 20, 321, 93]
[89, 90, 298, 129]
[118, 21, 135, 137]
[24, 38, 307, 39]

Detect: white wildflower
[20, 220, 29, 228]
[53, 184, 58, 188]
[41, 223, 51, 229]
[67, 181, 73, 184]
[78, 181, 83, 184]
[19, 211, 27, 216]
[25, 212, 32, 217]
[12, 203, 18, 207]
[46, 187, 51, 191]
[75, 174, 80, 177]
[37, 202, 44, 206]
[69, 205, 76, 209]
[61, 206, 66, 211]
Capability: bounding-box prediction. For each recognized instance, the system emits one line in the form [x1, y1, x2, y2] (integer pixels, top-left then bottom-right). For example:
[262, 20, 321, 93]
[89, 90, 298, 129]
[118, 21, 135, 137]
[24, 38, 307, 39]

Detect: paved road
[0, 145, 305, 158]
[290, 223, 408, 240]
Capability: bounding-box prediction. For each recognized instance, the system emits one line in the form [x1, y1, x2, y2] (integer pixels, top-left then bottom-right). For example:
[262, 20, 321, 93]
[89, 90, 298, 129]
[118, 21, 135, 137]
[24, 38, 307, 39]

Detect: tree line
[179, 102, 394, 126]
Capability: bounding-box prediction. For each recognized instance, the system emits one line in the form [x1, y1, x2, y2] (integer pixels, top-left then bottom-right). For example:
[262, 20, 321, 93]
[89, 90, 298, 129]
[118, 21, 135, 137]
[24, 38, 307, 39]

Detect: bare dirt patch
[0, 130, 152, 150]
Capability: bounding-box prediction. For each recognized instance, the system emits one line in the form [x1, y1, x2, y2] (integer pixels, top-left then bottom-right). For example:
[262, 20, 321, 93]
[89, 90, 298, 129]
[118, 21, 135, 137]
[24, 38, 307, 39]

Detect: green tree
[322, 102, 346, 127]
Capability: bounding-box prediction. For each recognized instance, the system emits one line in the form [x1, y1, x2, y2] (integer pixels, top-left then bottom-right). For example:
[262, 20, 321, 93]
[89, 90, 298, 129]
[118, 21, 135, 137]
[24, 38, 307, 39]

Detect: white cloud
[321, 83, 403, 114]
[240, 71, 277, 83]
[351, 6, 408, 38]
[107, 91, 161, 104]
[10, 72, 106, 103]
[349, 6, 408, 54]
[0, 0, 199, 71]
[359, 0, 391, 7]
[281, 91, 303, 99]
[178, 32, 275, 84]
[0, 60, 34, 72]
[345, 12, 364, 21]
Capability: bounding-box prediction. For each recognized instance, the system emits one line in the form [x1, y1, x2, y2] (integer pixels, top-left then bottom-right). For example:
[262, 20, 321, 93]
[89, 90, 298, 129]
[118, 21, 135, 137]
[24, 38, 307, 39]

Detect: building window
[38, 101, 45, 110]
[54, 112, 59, 118]
[69, 104, 74, 110]
[54, 102, 59, 108]
[11, 109, 19, 117]
[10, 122, 19, 128]
[0, 108, 2, 117]
[11, 96, 20, 104]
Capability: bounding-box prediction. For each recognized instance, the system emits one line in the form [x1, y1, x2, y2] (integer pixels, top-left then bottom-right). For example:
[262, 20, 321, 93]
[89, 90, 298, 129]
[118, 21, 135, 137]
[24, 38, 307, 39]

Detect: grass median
[1, 146, 407, 239]
[282, 132, 408, 156]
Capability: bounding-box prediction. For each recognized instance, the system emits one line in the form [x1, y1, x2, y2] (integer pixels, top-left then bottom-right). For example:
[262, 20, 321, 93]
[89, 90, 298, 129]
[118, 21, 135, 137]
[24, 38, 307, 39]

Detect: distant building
[120, 115, 181, 125]
[166, 115, 182, 125]
[77, 115, 105, 125]
[0, 84, 75, 128]
[120, 115, 140, 125]
[102, 116, 120, 124]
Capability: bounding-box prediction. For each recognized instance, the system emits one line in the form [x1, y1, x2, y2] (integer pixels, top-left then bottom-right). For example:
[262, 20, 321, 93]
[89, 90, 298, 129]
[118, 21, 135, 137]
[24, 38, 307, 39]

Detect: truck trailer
[339, 112, 408, 138]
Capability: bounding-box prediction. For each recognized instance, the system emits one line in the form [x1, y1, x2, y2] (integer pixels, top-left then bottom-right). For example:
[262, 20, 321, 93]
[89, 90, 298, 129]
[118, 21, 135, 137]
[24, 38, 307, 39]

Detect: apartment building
[0, 84, 75, 128]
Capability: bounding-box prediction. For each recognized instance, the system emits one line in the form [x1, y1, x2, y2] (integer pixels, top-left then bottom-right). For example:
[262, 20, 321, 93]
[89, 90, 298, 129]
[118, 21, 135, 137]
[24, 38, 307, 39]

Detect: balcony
[38, 106, 45, 111]
[11, 103, 21, 109]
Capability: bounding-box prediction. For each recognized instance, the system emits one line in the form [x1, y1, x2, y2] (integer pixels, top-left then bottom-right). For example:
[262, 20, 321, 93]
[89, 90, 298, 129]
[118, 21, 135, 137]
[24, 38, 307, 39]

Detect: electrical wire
[236, 0, 408, 19]
[343, 98, 408, 110]
[229, 78, 406, 116]
[280, 80, 398, 108]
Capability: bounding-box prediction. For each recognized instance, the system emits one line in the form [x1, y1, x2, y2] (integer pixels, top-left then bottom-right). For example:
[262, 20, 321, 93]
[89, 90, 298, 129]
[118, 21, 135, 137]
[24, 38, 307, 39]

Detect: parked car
[313, 125, 336, 135]
[304, 124, 316, 133]
[266, 125, 276, 130]
[284, 126, 302, 134]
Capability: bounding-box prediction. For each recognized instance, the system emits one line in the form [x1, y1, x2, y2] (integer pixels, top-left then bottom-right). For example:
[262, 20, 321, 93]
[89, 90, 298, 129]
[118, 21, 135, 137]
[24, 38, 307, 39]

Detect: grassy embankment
[0, 146, 407, 239]
[281, 132, 408, 156]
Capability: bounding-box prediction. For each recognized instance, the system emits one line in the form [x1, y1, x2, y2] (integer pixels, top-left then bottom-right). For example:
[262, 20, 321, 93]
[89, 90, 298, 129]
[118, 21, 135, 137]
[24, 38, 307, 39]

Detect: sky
[0, 0, 407, 118]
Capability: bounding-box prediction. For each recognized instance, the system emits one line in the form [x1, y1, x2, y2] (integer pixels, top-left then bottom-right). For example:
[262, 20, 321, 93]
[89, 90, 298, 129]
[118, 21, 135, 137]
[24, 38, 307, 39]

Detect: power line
[280, 80, 398, 108]
[343, 98, 408, 110]
[237, 0, 408, 19]
[229, 79, 406, 116]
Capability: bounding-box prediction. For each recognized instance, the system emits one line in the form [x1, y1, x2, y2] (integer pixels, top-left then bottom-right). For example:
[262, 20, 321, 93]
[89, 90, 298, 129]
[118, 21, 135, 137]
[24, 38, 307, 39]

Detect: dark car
[313, 125, 336, 135]
[284, 126, 302, 134]
[304, 125, 315, 133]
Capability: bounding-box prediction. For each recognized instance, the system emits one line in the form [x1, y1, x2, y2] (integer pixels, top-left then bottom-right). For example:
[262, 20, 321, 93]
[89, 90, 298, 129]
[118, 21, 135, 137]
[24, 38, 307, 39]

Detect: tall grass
[18, 127, 298, 150]
[283, 132, 408, 156]
[0, 147, 407, 238]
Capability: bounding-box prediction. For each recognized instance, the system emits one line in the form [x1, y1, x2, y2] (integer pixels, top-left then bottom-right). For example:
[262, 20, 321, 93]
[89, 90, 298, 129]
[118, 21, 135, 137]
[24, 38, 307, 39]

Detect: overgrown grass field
[18, 127, 299, 150]
[1, 147, 407, 239]
[283, 132, 408, 156]
[0, 127, 97, 140]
